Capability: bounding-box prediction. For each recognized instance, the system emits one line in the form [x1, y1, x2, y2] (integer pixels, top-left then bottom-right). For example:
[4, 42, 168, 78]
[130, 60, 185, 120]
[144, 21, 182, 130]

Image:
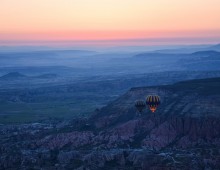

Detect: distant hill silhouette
[0, 72, 58, 80]
[154, 43, 220, 54]
[0, 72, 27, 80]
[209, 43, 220, 51]
[192, 50, 220, 56]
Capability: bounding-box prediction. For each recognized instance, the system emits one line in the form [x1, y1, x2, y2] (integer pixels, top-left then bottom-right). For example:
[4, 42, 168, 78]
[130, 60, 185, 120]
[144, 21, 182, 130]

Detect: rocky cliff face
[88, 78, 220, 151]
[1, 78, 220, 169]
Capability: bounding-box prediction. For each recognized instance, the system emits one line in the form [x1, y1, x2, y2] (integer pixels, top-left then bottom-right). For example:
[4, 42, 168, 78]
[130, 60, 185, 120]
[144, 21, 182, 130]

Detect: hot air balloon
[135, 100, 146, 113]
[146, 95, 160, 113]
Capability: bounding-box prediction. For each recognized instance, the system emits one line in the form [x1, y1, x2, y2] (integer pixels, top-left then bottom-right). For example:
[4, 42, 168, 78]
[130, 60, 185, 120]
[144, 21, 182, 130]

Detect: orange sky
[0, 0, 220, 46]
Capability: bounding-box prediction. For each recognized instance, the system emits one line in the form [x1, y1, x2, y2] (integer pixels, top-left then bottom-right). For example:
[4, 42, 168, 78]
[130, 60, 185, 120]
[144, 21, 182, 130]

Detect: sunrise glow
[1, 0, 220, 46]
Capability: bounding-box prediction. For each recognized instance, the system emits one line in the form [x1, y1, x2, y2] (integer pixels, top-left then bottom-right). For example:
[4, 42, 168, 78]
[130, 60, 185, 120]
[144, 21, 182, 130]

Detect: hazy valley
[0, 44, 220, 169]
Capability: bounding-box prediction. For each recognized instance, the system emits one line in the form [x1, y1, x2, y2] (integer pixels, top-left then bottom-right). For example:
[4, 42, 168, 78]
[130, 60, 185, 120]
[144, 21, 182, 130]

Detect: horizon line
[1, 36, 220, 47]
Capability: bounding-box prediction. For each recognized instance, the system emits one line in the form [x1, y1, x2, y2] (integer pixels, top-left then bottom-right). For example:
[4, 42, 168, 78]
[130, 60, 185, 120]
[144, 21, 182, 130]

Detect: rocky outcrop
[37, 131, 95, 149]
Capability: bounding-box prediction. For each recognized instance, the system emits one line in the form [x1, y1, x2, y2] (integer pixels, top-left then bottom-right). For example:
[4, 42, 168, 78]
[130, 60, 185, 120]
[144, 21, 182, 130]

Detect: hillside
[92, 77, 220, 128]
[1, 77, 220, 169]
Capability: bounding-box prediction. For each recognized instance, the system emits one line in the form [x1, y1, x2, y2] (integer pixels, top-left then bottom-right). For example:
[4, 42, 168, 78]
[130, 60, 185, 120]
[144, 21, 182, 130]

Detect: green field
[0, 100, 106, 124]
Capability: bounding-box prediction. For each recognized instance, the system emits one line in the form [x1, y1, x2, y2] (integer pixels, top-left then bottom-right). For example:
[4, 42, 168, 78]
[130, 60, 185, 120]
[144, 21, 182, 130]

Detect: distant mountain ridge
[0, 72, 27, 80]
[191, 50, 220, 55]
[0, 72, 58, 80]
[154, 43, 220, 54]
[135, 50, 220, 58]
[132, 50, 220, 71]
[209, 43, 220, 50]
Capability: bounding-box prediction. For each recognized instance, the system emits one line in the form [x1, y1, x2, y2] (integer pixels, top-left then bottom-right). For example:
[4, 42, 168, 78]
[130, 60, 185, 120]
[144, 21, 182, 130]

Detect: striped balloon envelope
[146, 95, 160, 113]
[135, 100, 146, 113]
